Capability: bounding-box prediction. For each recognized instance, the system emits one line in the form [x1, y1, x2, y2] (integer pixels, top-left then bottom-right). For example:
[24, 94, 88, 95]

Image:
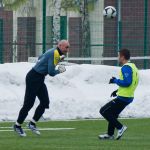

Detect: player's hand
[110, 90, 118, 97]
[58, 65, 66, 73]
[109, 77, 116, 84]
[60, 55, 65, 61]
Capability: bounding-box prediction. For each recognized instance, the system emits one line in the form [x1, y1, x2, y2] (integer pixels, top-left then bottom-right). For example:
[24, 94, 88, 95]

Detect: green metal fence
[0, 19, 3, 64]
[0, 0, 150, 69]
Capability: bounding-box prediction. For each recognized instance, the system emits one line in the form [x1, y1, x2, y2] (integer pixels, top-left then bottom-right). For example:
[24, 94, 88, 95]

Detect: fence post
[60, 16, 67, 40]
[42, 0, 46, 53]
[117, 0, 122, 52]
[116, 0, 122, 66]
[0, 19, 3, 63]
[144, 0, 148, 69]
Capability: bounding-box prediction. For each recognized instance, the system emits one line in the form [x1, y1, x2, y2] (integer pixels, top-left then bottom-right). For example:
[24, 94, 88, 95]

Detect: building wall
[0, 8, 13, 63]
[17, 17, 36, 62]
[103, 0, 150, 68]
[103, 0, 118, 66]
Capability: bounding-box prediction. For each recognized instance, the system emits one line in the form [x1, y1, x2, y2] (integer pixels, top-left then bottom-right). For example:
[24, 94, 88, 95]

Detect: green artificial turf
[0, 119, 150, 150]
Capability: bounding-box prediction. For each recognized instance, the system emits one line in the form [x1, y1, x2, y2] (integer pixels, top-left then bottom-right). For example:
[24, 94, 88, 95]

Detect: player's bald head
[58, 40, 69, 46]
[58, 40, 70, 54]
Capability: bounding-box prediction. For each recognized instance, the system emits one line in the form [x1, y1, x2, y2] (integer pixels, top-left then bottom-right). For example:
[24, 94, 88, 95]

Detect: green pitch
[0, 119, 150, 150]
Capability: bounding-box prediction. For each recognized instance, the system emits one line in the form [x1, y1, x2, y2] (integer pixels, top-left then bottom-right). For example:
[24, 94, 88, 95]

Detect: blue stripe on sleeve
[114, 65, 132, 87]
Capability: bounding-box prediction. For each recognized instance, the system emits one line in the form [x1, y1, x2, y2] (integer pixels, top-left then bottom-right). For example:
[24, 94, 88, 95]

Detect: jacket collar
[57, 47, 63, 56]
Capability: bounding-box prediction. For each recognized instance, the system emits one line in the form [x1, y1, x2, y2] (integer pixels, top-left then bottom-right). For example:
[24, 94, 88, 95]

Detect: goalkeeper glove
[58, 65, 66, 73]
[109, 77, 117, 84]
[110, 90, 118, 97]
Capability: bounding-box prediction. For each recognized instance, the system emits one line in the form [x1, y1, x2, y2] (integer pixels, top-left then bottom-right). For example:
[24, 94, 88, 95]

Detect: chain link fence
[0, 0, 150, 69]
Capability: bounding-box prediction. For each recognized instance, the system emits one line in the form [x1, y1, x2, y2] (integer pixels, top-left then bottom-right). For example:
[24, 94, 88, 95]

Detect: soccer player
[14, 40, 70, 137]
[99, 49, 139, 140]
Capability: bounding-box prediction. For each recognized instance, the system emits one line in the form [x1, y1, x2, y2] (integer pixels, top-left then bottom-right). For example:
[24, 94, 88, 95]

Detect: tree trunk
[53, 0, 61, 47]
[80, 0, 91, 59]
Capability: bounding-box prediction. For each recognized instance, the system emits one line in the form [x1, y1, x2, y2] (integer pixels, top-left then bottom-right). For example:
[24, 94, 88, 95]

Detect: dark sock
[15, 124, 21, 128]
[30, 121, 36, 126]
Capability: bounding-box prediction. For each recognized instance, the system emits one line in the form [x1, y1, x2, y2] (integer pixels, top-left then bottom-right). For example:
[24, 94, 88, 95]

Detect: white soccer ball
[103, 6, 117, 19]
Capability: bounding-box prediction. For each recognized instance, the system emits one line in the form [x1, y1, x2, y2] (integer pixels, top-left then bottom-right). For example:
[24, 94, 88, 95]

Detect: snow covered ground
[0, 62, 150, 121]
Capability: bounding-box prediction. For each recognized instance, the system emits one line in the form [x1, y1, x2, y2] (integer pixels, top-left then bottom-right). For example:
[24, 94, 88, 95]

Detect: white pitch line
[0, 127, 13, 128]
[0, 128, 75, 132]
[0, 118, 149, 123]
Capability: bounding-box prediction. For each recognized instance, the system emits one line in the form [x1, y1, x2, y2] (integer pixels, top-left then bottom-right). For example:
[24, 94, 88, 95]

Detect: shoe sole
[98, 136, 114, 140]
[116, 127, 127, 140]
[14, 131, 26, 137]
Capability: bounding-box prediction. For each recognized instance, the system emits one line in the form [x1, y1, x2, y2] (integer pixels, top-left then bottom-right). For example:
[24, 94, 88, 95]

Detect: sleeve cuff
[55, 70, 60, 74]
[113, 79, 118, 84]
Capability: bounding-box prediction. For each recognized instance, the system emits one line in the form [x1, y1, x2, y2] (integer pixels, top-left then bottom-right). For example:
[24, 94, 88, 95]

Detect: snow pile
[0, 62, 150, 121]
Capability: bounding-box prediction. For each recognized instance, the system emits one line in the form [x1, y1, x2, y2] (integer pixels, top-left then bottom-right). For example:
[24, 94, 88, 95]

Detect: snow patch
[0, 62, 149, 121]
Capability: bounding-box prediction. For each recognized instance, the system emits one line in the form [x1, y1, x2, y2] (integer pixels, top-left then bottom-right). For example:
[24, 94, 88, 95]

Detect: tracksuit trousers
[17, 69, 49, 124]
[100, 98, 129, 136]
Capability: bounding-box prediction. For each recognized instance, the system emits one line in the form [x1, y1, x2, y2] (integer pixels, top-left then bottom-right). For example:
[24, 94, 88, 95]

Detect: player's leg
[100, 99, 124, 128]
[100, 98, 128, 140]
[17, 86, 37, 124]
[28, 83, 49, 135]
[112, 100, 128, 140]
[99, 101, 116, 139]
[33, 83, 49, 121]
[107, 122, 115, 136]
[14, 83, 37, 136]
[14, 69, 43, 136]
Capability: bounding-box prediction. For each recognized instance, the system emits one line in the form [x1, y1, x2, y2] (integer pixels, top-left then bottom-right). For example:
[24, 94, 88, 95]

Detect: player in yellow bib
[99, 49, 139, 140]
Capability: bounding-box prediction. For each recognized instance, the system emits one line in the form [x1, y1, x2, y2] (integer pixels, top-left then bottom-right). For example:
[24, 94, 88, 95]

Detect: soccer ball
[103, 6, 117, 19]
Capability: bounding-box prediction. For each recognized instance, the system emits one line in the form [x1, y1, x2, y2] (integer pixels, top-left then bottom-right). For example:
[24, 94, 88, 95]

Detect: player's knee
[100, 106, 109, 118]
[100, 107, 105, 116]
[22, 102, 34, 111]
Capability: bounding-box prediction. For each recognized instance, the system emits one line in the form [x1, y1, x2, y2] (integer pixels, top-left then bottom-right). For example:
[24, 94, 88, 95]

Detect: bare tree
[2, 0, 29, 10]
[61, 0, 97, 57]
[53, 0, 62, 46]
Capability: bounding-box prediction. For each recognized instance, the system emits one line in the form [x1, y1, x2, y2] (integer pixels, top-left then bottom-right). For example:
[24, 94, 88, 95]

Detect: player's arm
[113, 65, 132, 87]
[48, 51, 66, 77]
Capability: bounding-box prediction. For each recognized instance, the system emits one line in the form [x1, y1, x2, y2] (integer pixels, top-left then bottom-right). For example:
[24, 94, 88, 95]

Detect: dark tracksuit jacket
[17, 47, 63, 124]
